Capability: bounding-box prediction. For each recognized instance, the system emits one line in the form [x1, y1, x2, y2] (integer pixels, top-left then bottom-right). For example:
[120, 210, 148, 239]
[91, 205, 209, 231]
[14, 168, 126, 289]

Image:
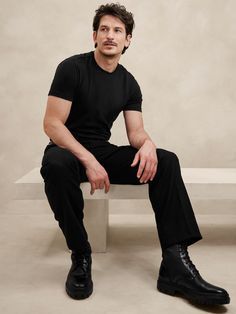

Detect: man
[40, 3, 230, 304]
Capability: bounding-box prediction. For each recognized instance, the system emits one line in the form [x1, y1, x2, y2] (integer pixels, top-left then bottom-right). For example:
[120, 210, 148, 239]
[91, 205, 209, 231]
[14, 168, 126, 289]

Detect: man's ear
[125, 34, 132, 48]
[93, 31, 97, 44]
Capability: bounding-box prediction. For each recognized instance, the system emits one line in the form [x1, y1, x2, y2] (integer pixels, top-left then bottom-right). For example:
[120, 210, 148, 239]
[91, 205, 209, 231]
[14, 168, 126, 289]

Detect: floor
[0, 200, 235, 314]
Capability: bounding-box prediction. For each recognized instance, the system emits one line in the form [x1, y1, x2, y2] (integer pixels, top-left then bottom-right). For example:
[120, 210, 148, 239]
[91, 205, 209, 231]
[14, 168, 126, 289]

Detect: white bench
[15, 167, 236, 252]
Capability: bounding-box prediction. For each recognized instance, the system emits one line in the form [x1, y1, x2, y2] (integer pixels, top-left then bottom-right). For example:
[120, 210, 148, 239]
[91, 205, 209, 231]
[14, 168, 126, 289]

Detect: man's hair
[93, 3, 135, 54]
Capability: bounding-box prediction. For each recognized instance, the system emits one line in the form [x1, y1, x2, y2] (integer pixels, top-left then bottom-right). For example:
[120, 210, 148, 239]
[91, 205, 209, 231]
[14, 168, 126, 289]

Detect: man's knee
[156, 148, 179, 168]
[41, 146, 78, 179]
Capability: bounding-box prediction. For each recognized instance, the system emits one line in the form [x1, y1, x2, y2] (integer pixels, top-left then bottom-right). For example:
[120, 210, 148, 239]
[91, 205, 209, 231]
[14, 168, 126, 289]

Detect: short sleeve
[48, 58, 77, 101]
[123, 75, 142, 112]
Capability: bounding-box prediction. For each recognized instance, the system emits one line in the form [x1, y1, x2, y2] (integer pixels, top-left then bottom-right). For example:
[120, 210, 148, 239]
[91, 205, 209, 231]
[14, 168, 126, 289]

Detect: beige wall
[1, 0, 236, 205]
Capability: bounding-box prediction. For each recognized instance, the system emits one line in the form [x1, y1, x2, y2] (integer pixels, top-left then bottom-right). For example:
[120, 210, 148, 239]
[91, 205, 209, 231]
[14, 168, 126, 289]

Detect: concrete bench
[15, 167, 236, 252]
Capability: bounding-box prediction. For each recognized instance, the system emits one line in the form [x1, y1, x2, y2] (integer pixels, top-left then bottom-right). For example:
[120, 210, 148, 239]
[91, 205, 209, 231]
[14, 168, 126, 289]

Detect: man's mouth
[104, 42, 117, 46]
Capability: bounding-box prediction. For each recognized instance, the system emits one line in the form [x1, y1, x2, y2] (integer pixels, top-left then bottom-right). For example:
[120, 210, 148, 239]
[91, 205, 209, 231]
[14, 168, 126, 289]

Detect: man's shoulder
[119, 64, 138, 82]
[58, 51, 93, 66]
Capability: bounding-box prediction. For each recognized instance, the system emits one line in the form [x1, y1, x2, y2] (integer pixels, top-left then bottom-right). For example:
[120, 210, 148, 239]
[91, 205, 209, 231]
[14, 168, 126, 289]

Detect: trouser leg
[40, 144, 92, 255]
[95, 143, 202, 251]
[148, 149, 202, 250]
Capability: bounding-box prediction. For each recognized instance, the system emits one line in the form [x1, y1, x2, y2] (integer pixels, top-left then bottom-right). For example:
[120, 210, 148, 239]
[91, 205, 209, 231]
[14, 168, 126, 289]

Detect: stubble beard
[98, 45, 123, 59]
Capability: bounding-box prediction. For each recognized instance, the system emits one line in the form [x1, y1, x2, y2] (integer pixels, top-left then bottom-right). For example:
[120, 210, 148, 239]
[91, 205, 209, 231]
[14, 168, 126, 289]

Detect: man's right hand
[85, 158, 110, 195]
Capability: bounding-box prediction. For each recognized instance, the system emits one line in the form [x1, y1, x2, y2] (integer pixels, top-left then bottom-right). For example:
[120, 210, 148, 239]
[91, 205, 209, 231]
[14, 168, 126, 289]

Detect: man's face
[93, 15, 131, 57]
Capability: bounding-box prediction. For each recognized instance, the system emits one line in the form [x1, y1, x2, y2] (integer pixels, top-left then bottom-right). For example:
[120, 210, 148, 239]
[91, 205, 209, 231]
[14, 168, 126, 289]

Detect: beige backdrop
[1, 0, 235, 205]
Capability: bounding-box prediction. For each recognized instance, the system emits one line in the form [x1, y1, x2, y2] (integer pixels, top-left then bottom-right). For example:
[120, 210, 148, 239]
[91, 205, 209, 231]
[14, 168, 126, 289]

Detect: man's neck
[94, 49, 121, 73]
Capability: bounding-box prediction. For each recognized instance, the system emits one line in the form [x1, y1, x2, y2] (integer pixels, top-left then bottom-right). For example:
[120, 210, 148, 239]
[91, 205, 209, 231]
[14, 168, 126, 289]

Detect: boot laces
[178, 244, 200, 277]
[72, 254, 90, 277]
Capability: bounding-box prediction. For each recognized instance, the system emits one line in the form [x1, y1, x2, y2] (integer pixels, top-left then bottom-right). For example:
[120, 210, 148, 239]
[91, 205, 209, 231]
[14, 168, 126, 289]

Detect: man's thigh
[41, 144, 88, 182]
[98, 144, 142, 185]
[93, 143, 177, 185]
[41, 142, 175, 185]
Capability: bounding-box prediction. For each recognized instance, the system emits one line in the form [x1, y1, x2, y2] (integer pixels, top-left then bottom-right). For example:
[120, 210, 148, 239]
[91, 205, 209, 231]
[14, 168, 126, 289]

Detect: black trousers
[40, 140, 202, 255]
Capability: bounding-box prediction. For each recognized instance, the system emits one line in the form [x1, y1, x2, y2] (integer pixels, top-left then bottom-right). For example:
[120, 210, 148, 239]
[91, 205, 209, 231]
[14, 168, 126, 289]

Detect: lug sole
[157, 279, 230, 305]
[65, 282, 93, 300]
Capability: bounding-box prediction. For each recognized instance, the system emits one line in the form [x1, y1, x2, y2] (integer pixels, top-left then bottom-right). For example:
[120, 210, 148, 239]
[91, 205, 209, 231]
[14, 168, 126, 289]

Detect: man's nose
[106, 30, 114, 39]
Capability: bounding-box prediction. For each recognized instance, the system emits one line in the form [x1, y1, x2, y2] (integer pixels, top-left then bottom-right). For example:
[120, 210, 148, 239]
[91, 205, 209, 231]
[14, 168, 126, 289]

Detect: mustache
[103, 41, 117, 46]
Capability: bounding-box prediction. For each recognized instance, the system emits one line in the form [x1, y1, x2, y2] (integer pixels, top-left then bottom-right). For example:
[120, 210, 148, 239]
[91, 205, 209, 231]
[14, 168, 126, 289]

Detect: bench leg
[83, 199, 109, 253]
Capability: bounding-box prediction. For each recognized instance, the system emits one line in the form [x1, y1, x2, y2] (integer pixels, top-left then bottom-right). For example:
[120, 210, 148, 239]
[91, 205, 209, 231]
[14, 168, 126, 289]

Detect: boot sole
[157, 279, 230, 305]
[65, 282, 93, 300]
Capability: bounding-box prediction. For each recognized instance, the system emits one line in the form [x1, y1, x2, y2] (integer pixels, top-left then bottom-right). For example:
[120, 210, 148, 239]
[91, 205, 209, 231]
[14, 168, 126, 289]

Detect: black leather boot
[157, 244, 230, 305]
[65, 251, 93, 299]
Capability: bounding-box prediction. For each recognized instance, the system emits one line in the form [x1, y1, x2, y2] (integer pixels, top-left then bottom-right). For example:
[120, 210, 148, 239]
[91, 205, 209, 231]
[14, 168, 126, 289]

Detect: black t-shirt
[48, 51, 142, 142]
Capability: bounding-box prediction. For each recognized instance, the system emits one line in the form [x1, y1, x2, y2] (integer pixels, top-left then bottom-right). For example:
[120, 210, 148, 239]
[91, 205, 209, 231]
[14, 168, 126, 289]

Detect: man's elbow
[43, 117, 50, 135]
[43, 117, 60, 137]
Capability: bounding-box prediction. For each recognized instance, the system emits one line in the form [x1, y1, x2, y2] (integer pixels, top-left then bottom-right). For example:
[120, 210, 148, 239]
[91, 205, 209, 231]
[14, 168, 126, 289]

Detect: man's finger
[145, 163, 156, 182]
[150, 164, 158, 181]
[131, 153, 139, 167]
[140, 161, 151, 182]
[104, 177, 110, 193]
[137, 159, 146, 178]
[90, 182, 96, 195]
[99, 181, 104, 189]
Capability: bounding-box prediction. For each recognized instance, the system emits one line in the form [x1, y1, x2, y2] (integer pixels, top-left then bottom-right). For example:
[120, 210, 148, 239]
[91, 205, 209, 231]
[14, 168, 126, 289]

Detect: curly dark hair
[93, 3, 135, 54]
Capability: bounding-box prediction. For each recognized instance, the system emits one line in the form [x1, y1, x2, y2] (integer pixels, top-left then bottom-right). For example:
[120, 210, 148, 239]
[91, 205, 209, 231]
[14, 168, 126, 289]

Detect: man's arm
[123, 110, 156, 149]
[43, 96, 110, 194]
[123, 110, 158, 183]
[43, 96, 95, 167]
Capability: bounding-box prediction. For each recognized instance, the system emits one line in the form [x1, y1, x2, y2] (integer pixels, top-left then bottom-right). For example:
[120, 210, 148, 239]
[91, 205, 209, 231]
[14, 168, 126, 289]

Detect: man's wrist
[144, 138, 156, 148]
[71, 147, 96, 168]
[78, 153, 96, 168]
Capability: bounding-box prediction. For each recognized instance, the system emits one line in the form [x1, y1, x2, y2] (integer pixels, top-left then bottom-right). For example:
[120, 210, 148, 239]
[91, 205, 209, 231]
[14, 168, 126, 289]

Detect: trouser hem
[161, 235, 203, 251]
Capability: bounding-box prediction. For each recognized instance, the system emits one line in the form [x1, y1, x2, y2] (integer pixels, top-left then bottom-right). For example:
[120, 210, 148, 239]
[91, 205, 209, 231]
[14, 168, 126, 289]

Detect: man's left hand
[131, 139, 158, 183]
